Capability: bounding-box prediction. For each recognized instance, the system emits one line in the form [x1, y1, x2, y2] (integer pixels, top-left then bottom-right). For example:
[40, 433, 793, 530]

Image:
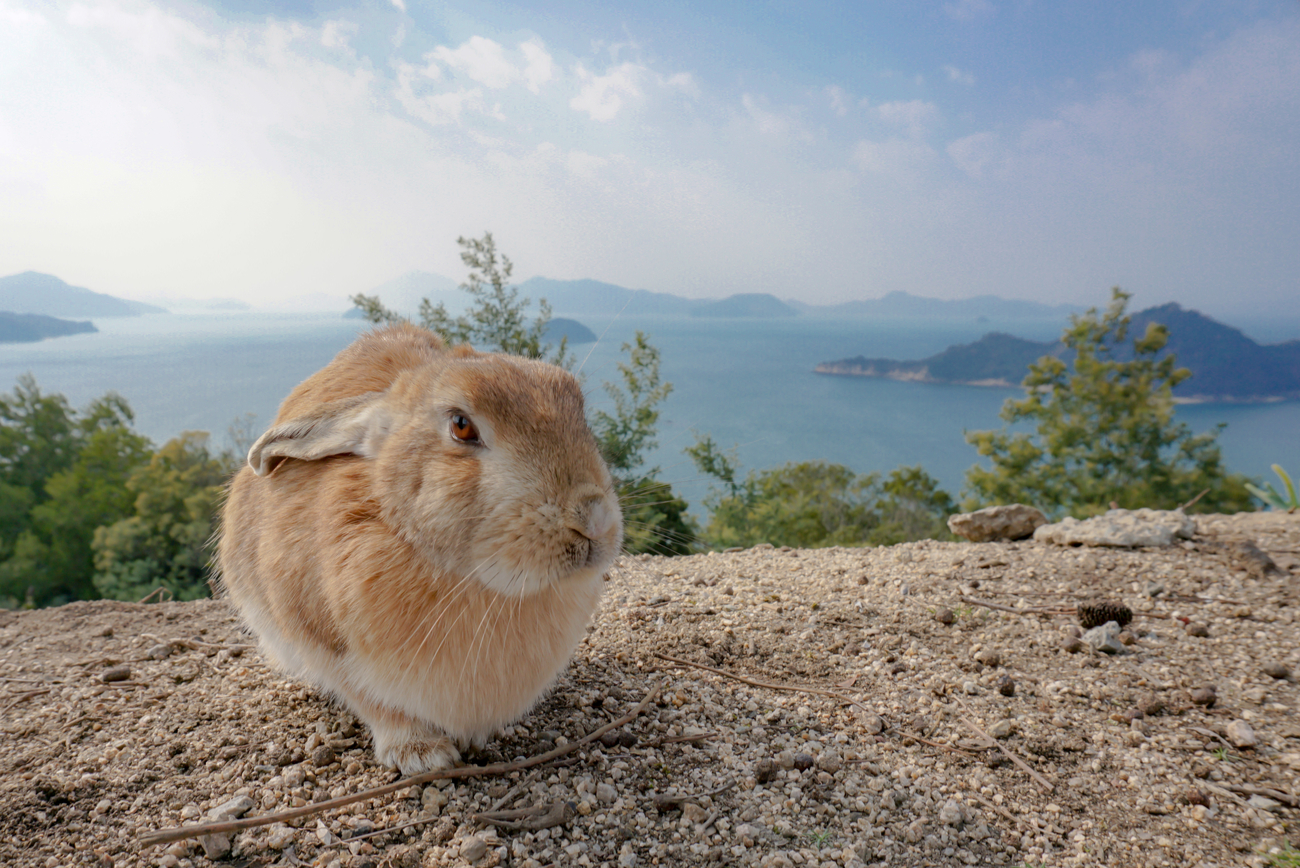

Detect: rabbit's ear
[248, 392, 393, 476]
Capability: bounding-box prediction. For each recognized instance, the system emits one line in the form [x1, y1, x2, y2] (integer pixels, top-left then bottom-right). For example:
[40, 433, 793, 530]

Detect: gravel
[1, 511, 1298, 867]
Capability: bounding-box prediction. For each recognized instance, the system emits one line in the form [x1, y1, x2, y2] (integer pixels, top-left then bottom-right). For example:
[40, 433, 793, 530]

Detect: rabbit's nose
[578, 495, 619, 542]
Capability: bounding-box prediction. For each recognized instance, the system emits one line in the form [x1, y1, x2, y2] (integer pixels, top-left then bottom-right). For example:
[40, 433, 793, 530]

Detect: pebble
[1226, 719, 1258, 749]
[596, 782, 617, 803]
[1082, 622, 1127, 655]
[1185, 622, 1210, 638]
[1190, 687, 1217, 708]
[101, 665, 131, 683]
[775, 751, 796, 770]
[680, 802, 709, 823]
[146, 643, 173, 660]
[1136, 694, 1165, 717]
[938, 799, 964, 827]
[1061, 636, 1086, 654]
[755, 757, 777, 783]
[995, 674, 1015, 697]
[862, 714, 885, 734]
[1263, 662, 1291, 680]
[311, 744, 336, 767]
[816, 749, 842, 773]
[973, 649, 1001, 667]
[461, 836, 489, 863]
[935, 608, 956, 625]
[988, 719, 1014, 739]
[792, 753, 815, 771]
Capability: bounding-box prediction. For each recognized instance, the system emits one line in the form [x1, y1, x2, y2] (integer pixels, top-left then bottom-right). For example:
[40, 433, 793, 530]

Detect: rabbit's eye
[450, 414, 480, 443]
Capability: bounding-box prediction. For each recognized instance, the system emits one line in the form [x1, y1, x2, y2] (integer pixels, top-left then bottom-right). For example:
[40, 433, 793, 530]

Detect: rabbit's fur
[217, 324, 622, 773]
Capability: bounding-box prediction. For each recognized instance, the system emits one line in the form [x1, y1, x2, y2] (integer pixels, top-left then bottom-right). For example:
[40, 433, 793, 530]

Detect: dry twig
[139, 679, 667, 848]
[653, 652, 877, 717]
[471, 801, 575, 831]
[950, 696, 1054, 793]
[1225, 783, 1299, 807]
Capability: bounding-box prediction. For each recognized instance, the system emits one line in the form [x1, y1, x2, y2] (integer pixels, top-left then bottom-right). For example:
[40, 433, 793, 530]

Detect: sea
[2, 311, 1298, 517]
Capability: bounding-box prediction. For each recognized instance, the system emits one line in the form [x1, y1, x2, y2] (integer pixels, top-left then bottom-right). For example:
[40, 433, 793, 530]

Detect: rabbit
[216, 323, 623, 774]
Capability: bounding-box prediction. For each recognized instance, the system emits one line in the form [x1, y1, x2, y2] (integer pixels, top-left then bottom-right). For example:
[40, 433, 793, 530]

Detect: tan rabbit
[216, 323, 622, 773]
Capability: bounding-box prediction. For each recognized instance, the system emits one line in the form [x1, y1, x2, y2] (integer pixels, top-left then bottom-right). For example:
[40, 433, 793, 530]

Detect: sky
[2, 0, 1299, 315]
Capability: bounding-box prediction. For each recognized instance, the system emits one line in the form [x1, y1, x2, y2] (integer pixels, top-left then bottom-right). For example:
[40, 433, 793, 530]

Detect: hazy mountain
[545, 317, 598, 344]
[517, 277, 698, 316]
[816, 303, 1300, 401]
[364, 271, 463, 315]
[791, 290, 1086, 319]
[690, 293, 799, 318]
[0, 312, 97, 343]
[138, 296, 251, 312]
[0, 272, 166, 316]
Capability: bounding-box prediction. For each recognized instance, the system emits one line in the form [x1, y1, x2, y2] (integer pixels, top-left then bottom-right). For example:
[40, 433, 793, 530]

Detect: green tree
[351, 232, 570, 367]
[963, 287, 1254, 517]
[352, 233, 695, 555]
[92, 432, 230, 602]
[686, 438, 953, 549]
[0, 379, 152, 605]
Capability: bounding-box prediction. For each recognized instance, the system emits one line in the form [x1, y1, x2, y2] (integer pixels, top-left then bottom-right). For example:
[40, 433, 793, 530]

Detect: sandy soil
[2, 511, 1298, 868]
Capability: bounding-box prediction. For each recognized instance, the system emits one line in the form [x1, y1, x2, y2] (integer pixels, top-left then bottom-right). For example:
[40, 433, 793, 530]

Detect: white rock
[1082, 621, 1128, 655]
[596, 782, 618, 803]
[1033, 508, 1196, 548]
[938, 799, 964, 826]
[461, 836, 489, 863]
[1226, 719, 1258, 749]
[947, 504, 1048, 542]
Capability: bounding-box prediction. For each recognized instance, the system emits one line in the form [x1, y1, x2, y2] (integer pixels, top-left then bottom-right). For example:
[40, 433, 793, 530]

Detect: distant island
[544, 317, 598, 344]
[0, 312, 97, 343]
[816, 303, 1300, 402]
[689, 293, 798, 318]
[0, 272, 165, 317]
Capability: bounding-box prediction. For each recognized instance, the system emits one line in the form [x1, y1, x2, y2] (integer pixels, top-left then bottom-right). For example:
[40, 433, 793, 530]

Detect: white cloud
[851, 138, 936, 180]
[430, 36, 517, 89]
[320, 19, 358, 51]
[942, 64, 975, 86]
[946, 131, 999, 178]
[826, 85, 849, 116]
[570, 62, 644, 121]
[520, 39, 555, 93]
[389, 0, 405, 11]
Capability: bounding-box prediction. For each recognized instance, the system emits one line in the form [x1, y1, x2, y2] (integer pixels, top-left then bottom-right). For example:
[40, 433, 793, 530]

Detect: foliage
[963, 288, 1254, 518]
[351, 233, 693, 555]
[0, 376, 153, 606]
[686, 437, 954, 549]
[1246, 465, 1298, 513]
[92, 432, 232, 602]
[351, 232, 570, 367]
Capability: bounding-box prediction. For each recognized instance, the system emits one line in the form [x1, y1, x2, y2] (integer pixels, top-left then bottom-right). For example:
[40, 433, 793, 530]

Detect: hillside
[816, 303, 1300, 401]
[1, 512, 1296, 868]
[0, 272, 165, 317]
[0, 312, 97, 343]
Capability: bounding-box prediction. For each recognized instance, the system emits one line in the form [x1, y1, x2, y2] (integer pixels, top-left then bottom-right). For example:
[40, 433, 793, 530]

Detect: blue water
[2, 312, 1297, 516]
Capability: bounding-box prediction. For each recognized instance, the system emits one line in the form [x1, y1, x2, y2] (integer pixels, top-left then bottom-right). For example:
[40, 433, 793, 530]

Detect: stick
[139, 679, 667, 848]
[1178, 488, 1211, 511]
[1, 688, 50, 712]
[958, 597, 1073, 616]
[1225, 783, 1299, 807]
[969, 790, 1024, 829]
[652, 653, 878, 718]
[950, 697, 1054, 793]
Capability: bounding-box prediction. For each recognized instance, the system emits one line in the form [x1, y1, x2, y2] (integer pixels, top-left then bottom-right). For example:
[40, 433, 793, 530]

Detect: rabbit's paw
[365, 708, 461, 774]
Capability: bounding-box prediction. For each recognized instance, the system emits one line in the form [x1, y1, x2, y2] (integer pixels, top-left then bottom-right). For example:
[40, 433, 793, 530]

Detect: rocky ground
[2, 511, 1298, 868]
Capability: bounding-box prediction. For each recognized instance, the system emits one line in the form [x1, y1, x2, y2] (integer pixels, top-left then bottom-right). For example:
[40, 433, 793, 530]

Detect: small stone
[995, 674, 1015, 697]
[974, 649, 1001, 667]
[1033, 508, 1195, 547]
[1226, 720, 1258, 749]
[754, 758, 777, 783]
[988, 719, 1014, 739]
[618, 850, 637, 868]
[595, 782, 617, 804]
[1061, 637, 1086, 654]
[1136, 694, 1165, 717]
[315, 819, 338, 846]
[208, 795, 255, 820]
[1263, 662, 1291, 680]
[147, 644, 173, 660]
[266, 824, 295, 849]
[198, 833, 232, 860]
[101, 665, 131, 683]
[775, 751, 796, 770]
[1185, 622, 1210, 638]
[1145, 581, 1165, 598]
[617, 731, 638, 747]
[156, 855, 179, 868]
[1082, 622, 1127, 655]
[862, 714, 885, 734]
[680, 802, 709, 823]
[311, 745, 336, 767]
[461, 836, 489, 863]
[1190, 687, 1217, 708]
[816, 750, 842, 774]
[1117, 631, 1137, 646]
[792, 753, 815, 771]
[938, 799, 964, 827]
[1248, 795, 1283, 813]
[935, 608, 956, 626]
[1186, 788, 1208, 807]
[599, 731, 620, 748]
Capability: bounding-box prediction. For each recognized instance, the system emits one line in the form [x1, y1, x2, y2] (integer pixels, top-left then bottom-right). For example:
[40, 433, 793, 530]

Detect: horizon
[3, 1, 1299, 317]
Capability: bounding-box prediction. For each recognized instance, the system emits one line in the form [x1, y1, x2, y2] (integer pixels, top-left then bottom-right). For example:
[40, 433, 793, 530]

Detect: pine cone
[1077, 600, 1133, 630]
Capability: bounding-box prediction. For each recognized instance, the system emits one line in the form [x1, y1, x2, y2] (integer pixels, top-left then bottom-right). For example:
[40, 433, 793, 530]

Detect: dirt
[2, 511, 1298, 868]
